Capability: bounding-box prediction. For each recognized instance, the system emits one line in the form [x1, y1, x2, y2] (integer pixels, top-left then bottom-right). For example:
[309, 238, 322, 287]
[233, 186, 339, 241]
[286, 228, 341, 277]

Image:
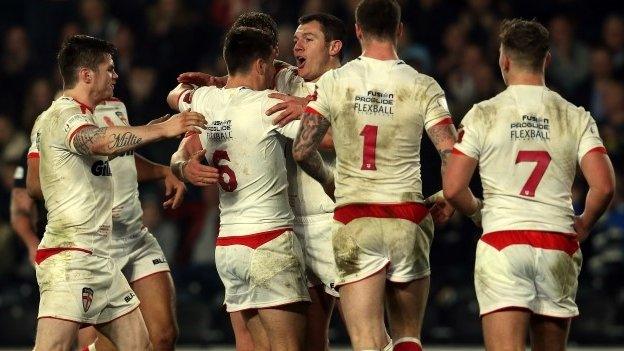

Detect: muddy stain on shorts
[333, 223, 360, 277]
[249, 241, 300, 289]
[549, 253, 577, 300]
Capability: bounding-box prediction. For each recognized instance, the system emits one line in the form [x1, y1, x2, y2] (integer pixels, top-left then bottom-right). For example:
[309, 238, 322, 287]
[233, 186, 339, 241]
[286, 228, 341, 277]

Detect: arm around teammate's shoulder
[576, 149, 615, 241]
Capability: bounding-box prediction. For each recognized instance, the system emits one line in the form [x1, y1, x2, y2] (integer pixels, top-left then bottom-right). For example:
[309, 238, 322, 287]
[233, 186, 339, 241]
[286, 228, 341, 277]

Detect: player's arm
[575, 150, 615, 241]
[426, 122, 458, 176]
[135, 154, 187, 209]
[292, 109, 334, 199]
[26, 157, 43, 200]
[443, 152, 483, 226]
[170, 133, 219, 187]
[10, 187, 39, 264]
[167, 84, 196, 112]
[73, 111, 206, 157]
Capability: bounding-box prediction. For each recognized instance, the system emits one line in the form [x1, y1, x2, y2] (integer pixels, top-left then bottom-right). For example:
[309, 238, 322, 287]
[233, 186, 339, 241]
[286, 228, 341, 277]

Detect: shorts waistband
[216, 228, 291, 249]
[334, 202, 428, 225]
[35, 247, 93, 265]
[481, 230, 579, 256]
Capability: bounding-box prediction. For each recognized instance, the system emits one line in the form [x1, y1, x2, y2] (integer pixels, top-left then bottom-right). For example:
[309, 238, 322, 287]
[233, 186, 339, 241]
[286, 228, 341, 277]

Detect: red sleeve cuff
[452, 147, 467, 156]
[304, 106, 323, 117]
[68, 124, 96, 143]
[432, 116, 454, 127]
[584, 146, 607, 155]
[27, 151, 40, 159]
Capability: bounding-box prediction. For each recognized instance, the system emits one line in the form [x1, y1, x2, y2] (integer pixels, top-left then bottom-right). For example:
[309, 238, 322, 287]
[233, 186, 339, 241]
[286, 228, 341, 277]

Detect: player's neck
[225, 74, 264, 91]
[505, 71, 545, 87]
[63, 86, 98, 110]
[360, 40, 399, 61]
[309, 59, 341, 83]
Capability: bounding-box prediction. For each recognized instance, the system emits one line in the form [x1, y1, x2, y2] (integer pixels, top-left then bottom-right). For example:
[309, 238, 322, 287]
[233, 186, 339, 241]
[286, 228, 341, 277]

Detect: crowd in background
[0, 0, 623, 346]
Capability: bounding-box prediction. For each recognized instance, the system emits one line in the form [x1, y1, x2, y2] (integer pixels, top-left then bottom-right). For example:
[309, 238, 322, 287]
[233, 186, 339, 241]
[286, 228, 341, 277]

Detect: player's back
[182, 86, 299, 236]
[308, 56, 450, 207]
[455, 85, 604, 234]
[37, 96, 112, 256]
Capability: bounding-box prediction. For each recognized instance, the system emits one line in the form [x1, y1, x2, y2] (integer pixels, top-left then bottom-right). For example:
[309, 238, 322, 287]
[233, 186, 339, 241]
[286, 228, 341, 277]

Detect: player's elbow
[167, 89, 180, 110]
[593, 179, 615, 202]
[442, 183, 462, 204]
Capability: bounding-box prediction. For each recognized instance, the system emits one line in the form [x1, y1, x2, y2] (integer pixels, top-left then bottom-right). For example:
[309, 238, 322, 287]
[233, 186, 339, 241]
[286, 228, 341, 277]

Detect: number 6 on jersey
[212, 150, 238, 192]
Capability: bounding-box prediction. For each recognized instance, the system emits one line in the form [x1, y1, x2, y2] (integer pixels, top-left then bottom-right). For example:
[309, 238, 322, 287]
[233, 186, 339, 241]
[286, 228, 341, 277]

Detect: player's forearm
[135, 154, 168, 182]
[427, 122, 457, 176]
[11, 216, 39, 247]
[444, 186, 481, 217]
[581, 186, 615, 229]
[74, 125, 166, 157]
[297, 151, 335, 187]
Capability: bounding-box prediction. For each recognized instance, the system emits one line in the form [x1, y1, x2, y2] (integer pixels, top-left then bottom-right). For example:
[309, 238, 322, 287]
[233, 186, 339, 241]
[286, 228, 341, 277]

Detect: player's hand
[572, 215, 590, 242]
[28, 244, 38, 266]
[163, 169, 187, 209]
[147, 114, 171, 126]
[161, 111, 207, 138]
[429, 199, 455, 226]
[267, 93, 309, 127]
[183, 149, 220, 187]
[177, 72, 227, 88]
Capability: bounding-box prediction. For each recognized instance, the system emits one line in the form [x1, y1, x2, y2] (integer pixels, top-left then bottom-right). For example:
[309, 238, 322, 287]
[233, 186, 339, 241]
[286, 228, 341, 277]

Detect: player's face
[92, 54, 118, 101]
[293, 21, 332, 82]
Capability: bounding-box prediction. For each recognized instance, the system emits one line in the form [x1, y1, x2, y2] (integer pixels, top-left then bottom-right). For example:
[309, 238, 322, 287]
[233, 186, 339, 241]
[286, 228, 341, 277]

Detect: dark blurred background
[0, 0, 623, 347]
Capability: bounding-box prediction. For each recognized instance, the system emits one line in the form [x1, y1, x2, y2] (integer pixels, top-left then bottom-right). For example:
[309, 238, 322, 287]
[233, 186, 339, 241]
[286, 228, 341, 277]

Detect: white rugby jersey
[275, 66, 335, 217]
[453, 85, 605, 234]
[178, 86, 301, 236]
[92, 99, 143, 238]
[307, 56, 451, 207]
[35, 96, 113, 256]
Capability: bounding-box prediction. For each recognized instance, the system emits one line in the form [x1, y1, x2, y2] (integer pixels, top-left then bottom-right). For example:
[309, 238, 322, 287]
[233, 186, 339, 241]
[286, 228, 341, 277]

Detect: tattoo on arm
[108, 132, 143, 150]
[427, 123, 457, 175]
[73, 127, 106, 155]
[292, 112, 333, 184]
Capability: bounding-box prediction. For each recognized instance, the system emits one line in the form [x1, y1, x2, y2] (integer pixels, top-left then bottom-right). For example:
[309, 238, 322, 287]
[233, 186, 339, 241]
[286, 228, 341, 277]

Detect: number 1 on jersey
[360, 124, 378, 170]
[515, 150, 551, 197]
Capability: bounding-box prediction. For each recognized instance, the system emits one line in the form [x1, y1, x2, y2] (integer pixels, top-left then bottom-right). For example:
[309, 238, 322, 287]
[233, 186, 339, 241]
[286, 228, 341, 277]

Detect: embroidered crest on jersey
[82, 287, 94, 312]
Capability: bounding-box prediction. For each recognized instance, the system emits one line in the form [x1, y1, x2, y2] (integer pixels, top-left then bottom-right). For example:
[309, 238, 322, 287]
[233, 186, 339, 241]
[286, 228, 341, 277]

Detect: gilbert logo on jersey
[91, 160, 112, 176]
[82, 287, 94, 312]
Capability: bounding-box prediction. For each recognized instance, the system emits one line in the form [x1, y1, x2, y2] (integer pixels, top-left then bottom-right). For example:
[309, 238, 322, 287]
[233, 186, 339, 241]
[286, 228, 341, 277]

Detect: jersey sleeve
[59, 106, 97, 154]
[13, 150, 28, 188]
[452, 105, 481, 159]
[577, 112, 606, 161]
[306, 70, 334, 121]
[422, 77, 452, 130]
[178, 86, 212, 114]
[27, 116, 43, 159]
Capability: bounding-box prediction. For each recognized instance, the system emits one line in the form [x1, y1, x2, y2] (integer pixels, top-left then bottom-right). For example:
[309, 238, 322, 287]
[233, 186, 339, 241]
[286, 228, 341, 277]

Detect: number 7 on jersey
[515, 150, 551, 197]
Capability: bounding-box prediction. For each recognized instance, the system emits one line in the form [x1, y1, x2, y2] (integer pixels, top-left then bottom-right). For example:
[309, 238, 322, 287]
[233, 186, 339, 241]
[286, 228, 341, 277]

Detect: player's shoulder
[49, 96, 86, 120]
[97, 97, 126, 111]
[545, 88, 587, 115]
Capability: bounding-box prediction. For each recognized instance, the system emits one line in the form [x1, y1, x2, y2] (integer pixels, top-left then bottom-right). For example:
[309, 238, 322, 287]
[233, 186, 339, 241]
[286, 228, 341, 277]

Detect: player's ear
[253, 58, 264, 76]
[79, 67, 92, 84]
[355, 23, 363, 41]
[329, 40, 343, 58]
[397, 22, 404, 40]
[544, 51, 552, 70]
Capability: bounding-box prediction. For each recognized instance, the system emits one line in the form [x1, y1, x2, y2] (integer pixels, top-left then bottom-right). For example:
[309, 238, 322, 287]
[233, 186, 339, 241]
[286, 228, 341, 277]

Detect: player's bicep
[70, 125, 105, 155]
[580, 148, 615, 195]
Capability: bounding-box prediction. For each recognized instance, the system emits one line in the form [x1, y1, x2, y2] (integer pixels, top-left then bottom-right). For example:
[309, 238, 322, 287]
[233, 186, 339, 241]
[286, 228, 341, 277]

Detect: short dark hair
[298, 13, 346, 61]
[355, 0, 401, 41]
[58, 35, 117, 88]
[232, 12, 278, 48]
[223, 27, 274, 75]
[499, 18, 550, 72]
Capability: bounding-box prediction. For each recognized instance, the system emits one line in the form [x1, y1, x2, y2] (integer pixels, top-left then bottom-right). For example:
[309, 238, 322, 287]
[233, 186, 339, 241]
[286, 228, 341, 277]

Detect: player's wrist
[172, 160, 188, 182]
[467, 198, 483, 225]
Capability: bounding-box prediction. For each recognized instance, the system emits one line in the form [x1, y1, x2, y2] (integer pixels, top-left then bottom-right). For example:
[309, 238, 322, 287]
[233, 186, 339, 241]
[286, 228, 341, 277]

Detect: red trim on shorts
[304, 106, 323, 117]
[333, 202, 428, 225]
[451, 147, 467, 156]
[69, 124, 97, 144]
[216, 228, 290, 249]
[481, 230, 579, 256]
[585, 146, 607, 155]
[432, 116, 453, 127]
[27, 151, 40, 159]
[35, 247, 92, 265]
